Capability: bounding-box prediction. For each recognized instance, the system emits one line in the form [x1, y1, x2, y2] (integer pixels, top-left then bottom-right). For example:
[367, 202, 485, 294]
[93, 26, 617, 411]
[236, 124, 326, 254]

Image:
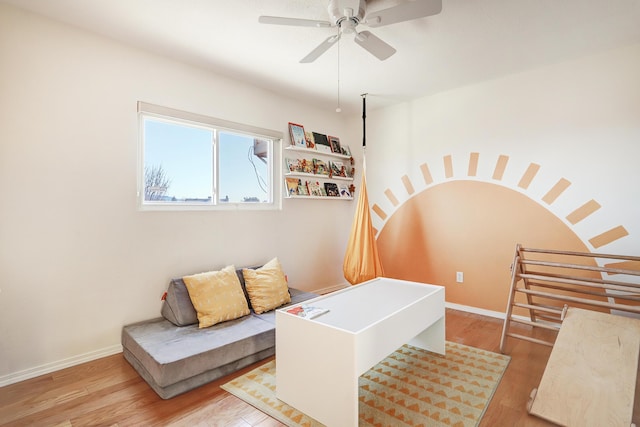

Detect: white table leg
[409, 315, 446, 355]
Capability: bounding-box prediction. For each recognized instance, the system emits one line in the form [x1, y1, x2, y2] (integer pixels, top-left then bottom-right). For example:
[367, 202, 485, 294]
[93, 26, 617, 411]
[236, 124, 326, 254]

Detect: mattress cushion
[122, 315, 275, 387]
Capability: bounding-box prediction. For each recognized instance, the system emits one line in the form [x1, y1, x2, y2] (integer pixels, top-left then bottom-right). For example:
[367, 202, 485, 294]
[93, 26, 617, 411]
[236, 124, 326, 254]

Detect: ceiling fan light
[339, 18, 357, 34]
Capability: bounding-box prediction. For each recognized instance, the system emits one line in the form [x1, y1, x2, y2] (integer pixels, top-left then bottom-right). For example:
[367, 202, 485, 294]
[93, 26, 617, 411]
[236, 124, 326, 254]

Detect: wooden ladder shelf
[500, 245, 640, 426]
[499, 244, 640, 353]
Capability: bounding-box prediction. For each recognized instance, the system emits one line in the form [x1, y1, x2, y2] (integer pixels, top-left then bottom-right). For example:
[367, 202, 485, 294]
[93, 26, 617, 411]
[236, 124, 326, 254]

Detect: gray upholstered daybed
[121, 261, 317, 399]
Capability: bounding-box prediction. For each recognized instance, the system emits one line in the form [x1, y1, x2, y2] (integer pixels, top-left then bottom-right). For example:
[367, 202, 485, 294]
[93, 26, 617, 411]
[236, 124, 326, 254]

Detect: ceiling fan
[258, 0, 442, 63]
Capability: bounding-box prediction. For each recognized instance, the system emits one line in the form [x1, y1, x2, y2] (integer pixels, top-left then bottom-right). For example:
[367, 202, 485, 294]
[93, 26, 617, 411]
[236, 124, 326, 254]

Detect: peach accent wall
[377, 181, 598, 312]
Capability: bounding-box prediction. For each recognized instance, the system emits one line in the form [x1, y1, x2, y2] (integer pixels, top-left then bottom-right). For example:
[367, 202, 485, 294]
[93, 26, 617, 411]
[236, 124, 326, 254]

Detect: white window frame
[137, 102, 282, 211]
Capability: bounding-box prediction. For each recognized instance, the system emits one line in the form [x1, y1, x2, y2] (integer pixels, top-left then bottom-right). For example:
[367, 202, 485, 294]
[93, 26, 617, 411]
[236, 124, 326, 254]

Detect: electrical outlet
[456, 272, 464, 283]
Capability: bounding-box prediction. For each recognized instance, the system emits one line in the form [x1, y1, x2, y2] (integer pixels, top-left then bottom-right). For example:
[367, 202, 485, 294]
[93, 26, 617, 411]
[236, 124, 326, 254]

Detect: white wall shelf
[285, 145, 351, 160]
[285, 195, 353, 200]
[284, 143, 355, 200]
[285, 172, 354, 182]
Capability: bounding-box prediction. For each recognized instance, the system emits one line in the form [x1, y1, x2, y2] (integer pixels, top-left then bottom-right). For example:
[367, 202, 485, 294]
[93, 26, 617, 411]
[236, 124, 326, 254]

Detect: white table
[276, 277, 445, 426]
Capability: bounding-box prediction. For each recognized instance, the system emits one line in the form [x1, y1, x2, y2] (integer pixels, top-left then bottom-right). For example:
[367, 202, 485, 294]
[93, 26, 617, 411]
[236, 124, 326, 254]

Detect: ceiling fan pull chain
[336, 38, 342, 113]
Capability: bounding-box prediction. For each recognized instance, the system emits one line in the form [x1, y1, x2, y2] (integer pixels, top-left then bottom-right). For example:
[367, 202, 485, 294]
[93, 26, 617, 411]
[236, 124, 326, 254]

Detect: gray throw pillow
[161, 278, 198, 326]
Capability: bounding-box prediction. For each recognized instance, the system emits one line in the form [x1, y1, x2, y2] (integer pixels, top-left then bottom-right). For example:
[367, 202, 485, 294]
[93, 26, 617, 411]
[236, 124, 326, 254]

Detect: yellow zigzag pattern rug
[221, 342, 510, 427]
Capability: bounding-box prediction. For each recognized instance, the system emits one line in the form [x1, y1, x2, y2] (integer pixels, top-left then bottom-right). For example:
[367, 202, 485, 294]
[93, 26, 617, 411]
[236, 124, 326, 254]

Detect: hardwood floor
[0, 308, 619, 426]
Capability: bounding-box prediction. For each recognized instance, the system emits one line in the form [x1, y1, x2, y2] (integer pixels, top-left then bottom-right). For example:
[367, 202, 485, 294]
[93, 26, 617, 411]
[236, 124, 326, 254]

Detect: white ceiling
[4, 0, 640, 115]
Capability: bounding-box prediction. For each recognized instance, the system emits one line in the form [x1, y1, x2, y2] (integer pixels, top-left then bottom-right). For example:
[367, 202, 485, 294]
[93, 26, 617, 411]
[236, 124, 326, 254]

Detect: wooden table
[528, 307, 640, 427]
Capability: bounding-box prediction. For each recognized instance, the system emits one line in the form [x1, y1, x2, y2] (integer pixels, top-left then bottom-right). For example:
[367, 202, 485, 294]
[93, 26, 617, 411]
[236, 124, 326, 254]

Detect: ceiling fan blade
[354, 31, 396, 61]
[365, 0, 442, 28]
[258, 15, 332, 28]
[300, 34, 340, 63]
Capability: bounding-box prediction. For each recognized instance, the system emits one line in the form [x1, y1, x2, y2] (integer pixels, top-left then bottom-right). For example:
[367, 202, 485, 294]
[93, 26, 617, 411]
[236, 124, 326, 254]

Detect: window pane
[138, 102, 280, 210]
[218, 132, 270, 203]
[144, 118, 213, 203]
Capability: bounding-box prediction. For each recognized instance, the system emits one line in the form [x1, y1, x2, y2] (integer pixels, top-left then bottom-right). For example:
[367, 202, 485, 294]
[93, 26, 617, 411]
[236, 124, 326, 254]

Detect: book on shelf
[313, 132, 332, 153]
[312, 158, 330, 176]
[324, 182, 340, 197]
[286, 158, 315, 174]
[330, 161, 347, 177]
[346, 165, 355, 178]
[285, 158, 301, 173]
[286, 305, 329, 319]
[328, 135, 341, 154]
[285, 177, 300, 196]
[300, 159, 314, 174]
[297, 183, 309, 195]
[339, 184, 352, 198]
[306, 181, 324, 197]
[304, 131, 316, 149]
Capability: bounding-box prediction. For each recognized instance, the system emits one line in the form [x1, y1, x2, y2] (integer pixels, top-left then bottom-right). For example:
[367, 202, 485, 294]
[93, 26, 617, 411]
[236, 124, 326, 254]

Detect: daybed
[121, 259, 317, 399]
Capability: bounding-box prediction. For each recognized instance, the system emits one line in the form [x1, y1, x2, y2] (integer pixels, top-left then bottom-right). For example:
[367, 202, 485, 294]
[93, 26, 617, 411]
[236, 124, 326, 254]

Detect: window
[138, 102, 281, 210]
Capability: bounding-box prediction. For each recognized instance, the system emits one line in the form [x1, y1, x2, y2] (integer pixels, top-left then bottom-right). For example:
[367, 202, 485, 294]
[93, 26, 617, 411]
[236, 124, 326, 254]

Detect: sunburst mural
[370, 152, 632, 313]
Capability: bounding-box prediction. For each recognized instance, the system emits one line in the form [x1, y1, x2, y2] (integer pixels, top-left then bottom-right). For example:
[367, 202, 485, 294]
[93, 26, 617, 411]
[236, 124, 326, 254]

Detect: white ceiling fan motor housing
[328, 0, 366, 25]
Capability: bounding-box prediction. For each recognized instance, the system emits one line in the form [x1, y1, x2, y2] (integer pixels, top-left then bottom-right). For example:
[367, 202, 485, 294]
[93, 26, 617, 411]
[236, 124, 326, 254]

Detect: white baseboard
[0, 344, 123, 388]
[446, 301, 539, 325]
[445, 302, 507, 319]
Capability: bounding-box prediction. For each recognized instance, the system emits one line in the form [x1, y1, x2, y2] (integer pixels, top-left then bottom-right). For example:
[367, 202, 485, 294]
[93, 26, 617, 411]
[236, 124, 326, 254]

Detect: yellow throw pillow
[243, 258, 291, 314]
[183, 265, 250, 328]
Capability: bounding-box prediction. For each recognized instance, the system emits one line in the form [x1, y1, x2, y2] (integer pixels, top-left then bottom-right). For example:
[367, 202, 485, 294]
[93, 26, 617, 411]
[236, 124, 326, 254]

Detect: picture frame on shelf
[328, 136, 341, 154]
[313, 132, 332, 153]
[288, 122, 307, 148]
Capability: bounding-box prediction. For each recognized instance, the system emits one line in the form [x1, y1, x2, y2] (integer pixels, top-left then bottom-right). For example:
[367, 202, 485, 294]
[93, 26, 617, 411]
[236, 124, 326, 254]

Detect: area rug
[221, 342, 510, 427]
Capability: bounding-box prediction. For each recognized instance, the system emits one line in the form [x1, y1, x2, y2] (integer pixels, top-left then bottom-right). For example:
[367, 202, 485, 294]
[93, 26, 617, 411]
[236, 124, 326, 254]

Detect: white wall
[355, 41, 640, 307]
[0, 4, 359, 384]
